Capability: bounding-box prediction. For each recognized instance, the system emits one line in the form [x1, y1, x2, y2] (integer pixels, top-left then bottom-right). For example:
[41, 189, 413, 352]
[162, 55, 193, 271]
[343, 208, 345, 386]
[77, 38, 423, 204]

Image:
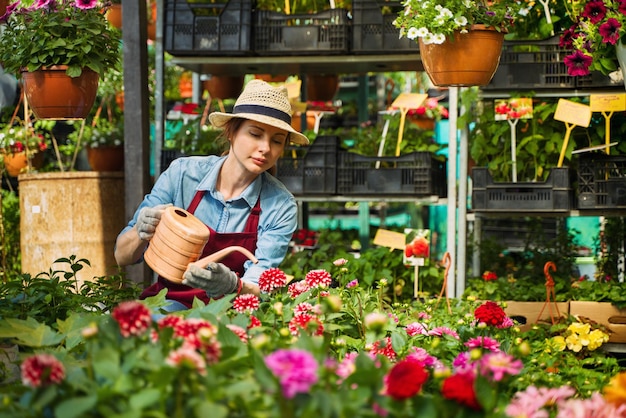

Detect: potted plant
[393, 0, 520, 86]
[67, 117, 124, 172]
[0, 0, 121, 119]
[0, 120, 50, 177]
[560, 0, 626, 81]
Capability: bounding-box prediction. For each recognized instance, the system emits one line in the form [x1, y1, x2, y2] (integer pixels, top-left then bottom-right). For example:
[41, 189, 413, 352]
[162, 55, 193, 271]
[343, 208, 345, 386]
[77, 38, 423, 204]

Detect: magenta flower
[265, 349, 319, 399]
[405, 322, 428, 336]
[564, 50, 593, 76]
[74, 0, 98, 9]
[287, 280, 310, 298]
[599, 17, 622, 44]
[346, 279, 358, 289]
[583, 0, 608, 24]
[21, 354, 65, 388]
[428, 326, 460, 339]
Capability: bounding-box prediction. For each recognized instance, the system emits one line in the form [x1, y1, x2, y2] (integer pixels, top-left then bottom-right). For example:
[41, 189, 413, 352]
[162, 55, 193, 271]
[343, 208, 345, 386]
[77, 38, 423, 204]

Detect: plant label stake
[402, 229, 430, 299]
[536, 0, 554, 36]
[554, 99, 591, 167]
[390, 93, 427, 157]
[376, 110, 397, 168]
[494, 98, 533, 182]
[589, 93, 626, 154]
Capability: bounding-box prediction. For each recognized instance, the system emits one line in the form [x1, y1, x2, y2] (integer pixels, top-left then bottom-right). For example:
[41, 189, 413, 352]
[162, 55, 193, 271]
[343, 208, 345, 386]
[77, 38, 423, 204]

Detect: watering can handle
[190, 246, 259, 270]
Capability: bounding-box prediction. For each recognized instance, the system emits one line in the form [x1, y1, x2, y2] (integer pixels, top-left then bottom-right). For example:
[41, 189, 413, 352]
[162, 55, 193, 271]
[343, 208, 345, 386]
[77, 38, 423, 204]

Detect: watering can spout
[190, 246, 258, 269]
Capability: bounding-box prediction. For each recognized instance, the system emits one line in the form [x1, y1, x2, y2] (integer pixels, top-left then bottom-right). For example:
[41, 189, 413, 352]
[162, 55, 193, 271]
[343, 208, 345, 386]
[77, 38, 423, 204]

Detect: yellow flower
[565, 333, 583, 352]
[568, 322, 591, 336]
[587, 329, 609, 351]
[604, 372, 626, 407]
[549, 336, 566, 352]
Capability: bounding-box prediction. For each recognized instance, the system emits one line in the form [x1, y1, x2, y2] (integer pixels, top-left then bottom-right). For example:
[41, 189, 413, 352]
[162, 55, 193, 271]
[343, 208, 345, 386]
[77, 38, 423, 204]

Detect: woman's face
[229, 119, 288, 175]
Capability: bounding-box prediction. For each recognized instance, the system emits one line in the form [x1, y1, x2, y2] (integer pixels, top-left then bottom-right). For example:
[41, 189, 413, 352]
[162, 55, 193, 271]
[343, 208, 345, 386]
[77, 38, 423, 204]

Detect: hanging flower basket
[419, 25, 505, 87]
[21, 67, 99, 120]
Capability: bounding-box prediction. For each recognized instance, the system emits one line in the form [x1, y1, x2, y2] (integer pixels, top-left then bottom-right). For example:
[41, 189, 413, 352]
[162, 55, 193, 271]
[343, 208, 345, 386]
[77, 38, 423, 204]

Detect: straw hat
[209, 79, 309, 145]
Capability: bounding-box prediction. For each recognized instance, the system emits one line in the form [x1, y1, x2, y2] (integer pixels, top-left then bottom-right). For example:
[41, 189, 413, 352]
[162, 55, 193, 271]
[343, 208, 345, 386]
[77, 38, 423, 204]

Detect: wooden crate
[569, 301, 626, 343]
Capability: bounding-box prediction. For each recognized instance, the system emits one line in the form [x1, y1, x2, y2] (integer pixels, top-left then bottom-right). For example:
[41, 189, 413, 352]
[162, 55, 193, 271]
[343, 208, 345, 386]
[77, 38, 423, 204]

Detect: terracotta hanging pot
[21, 67, 99, 119]
[203, 75, 245, 100]
[106, 3, 122, 29]
[144, 206, 258, 283]
[306, 74, 339, 102]
[255, 74, 289, 83]
[418, 25, 505, 87]
[2, 151, 44, 177]
[86, 146, 124, 172]
[147, 1, 157, 40]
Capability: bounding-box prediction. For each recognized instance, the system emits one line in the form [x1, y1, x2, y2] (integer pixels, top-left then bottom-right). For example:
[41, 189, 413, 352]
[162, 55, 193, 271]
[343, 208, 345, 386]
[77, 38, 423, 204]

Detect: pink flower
[478, 352, 523, 382]
[74, 0, 98, 10]
[166, 347, 207, 376]
[258, 267, 287, 293]
[265, 349, 319, 399]
[564, 50, 593, 77]
[405, 322, 428, 336]
[226, 324, 248, 343]
[21, 354, 65, 388]
[232, 294, 260, 314]
[111, 300, 152, 338]
[305, 269, 332, 289]
[428, 326, 460, 339]
[346, 279, 358, 289]
[333, 258, 348, 266]
[407, 347, 440, 368]
[288, 280, 310, 298]
[370, 336, 397, 362]
[599, 17, 622, 44]
[465, 336, 501, 352]
[336, 352, 357, 383]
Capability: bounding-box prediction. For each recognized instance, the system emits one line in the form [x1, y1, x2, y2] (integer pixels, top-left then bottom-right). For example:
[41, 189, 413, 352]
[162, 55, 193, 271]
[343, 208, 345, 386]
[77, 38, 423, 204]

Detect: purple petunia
[265, 349, 319, 399]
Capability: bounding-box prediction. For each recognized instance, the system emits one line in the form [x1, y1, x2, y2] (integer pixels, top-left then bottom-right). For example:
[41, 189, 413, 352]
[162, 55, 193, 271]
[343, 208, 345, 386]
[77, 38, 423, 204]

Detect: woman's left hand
[182, 263, 240, 298]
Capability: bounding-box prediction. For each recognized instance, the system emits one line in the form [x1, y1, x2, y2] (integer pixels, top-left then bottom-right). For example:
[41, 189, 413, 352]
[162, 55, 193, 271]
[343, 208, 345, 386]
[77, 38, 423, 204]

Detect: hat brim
[209, 112, 310, 145]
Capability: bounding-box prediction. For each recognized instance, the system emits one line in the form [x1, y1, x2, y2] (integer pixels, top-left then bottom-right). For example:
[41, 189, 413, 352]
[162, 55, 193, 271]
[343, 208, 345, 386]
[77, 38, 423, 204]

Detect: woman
[114, 79, 309, 311]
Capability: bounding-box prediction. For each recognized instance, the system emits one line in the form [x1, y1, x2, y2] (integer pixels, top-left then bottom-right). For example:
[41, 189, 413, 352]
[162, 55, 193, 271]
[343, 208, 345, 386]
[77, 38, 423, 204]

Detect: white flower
[454, 16, 468, 26]
[438, 7, 453, 19]
[431, 33, 446, 44]
[417, 27, 429, 37]
[407, 27, 420, 39]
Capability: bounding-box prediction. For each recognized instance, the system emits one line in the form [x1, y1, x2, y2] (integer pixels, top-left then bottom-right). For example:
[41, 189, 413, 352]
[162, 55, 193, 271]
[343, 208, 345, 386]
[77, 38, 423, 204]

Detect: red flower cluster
[232, 293, 260, 313]
[482, 271, 498, 281]
[404, 236, 430, 258]
[258, 267, 287, 293]
[111, 301, 152, 338]
[288, 312, 324, 336]
[21, 354, 65, 388]
[474, 301, 507, 327]
[441, 371, 481, 410]
[384, 357, 429, 400]
[292, 229, 318, 247]
[370, 336, 397, 362]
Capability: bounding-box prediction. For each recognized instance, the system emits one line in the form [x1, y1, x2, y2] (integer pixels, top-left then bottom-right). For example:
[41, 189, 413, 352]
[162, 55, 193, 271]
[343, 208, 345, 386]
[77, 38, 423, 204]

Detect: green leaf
[54, 395, 98, 418]
[0, 317, 63, 347]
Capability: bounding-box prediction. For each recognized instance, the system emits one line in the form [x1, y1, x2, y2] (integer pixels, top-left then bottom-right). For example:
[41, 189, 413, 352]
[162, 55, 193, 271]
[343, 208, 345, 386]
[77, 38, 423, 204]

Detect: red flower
[583, 0, 607, 24]
[599, 17, 622, 44]
[482, 271, 498, 281]
[441, 371, 481, 410]
[111, 300, 152, 338]
[564, 50, 593, 76]
[370, 336, 397, 362]
[248, 315, 262, 329]
[21, 354, 65, 388]
[288, 280, 310, 298]
[305, 269, 332, 289]
[384, 357, 429, 400]
[474, 301, 507, 327]
[288, 312, 324, 336]
[232, 293, 260, 313]
[258, 267, 287, 293]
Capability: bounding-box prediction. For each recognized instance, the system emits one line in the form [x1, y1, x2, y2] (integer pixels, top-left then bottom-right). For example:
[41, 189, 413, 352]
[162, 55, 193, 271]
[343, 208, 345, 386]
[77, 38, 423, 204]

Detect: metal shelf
[170, 54, 424, 76]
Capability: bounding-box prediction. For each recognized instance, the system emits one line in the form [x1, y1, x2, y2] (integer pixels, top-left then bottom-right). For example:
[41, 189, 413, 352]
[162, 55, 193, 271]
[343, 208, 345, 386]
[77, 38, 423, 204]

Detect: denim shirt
[120, 155, 298, 284]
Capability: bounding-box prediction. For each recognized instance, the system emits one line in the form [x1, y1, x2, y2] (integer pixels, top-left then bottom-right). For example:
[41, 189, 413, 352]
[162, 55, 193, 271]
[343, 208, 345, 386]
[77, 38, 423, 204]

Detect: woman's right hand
[136, 204, 172, 241]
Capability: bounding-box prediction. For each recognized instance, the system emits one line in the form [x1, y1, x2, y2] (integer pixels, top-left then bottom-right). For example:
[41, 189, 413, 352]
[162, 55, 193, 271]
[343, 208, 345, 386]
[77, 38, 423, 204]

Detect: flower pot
[306, 74, 339, 102]
[2, 151, 44, 177]
[22, 67, 99, 120]
[203, 75, 245, 100]
[86, 146, 124, 172]
[418, 25, 505, 87]
[106, 3, 122, 29]
[409, 117, 436, 130]
[255, 74, 289, 83]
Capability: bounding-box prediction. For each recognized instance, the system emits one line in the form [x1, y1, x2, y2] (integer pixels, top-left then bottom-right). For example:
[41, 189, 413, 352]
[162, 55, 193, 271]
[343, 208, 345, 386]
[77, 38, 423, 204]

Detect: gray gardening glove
[136, 204, 172, 241]
[182, 262, 239, 298]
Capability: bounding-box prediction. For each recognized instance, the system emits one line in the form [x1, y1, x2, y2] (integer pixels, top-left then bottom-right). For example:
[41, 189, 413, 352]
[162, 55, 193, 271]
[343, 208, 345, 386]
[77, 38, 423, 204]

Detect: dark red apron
[139, 190, 260, 308]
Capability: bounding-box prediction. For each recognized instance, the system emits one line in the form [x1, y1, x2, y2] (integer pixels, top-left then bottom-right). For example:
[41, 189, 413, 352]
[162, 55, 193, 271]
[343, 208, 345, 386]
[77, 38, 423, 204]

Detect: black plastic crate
[351, 0, 419, 54]
[337, 152, 447, 196]
[577, 153, 626, 209]
[471, 167, 574, 212]
[482, 37, 617, 90]
[253, 9, 350, 55]
[277, 136, 339, 195]
[164, 0, 252, 56]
